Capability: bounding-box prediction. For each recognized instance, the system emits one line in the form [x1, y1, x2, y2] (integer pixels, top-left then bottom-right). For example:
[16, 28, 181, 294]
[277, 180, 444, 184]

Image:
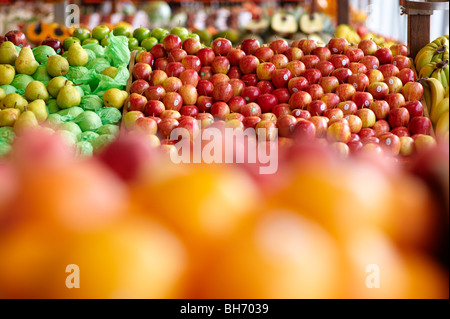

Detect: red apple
[228, 96, 246, 113]
[293, 119, 317, 142]
[391, 126, 411, 137]
[133, 62, 152, 80]
[319, 76, 340, 93]
[348, 73, 370, 92]
[388, 107, 410, 128]
[210, 73, 230, 87]
[136, 51, 154, 66]
[383, 76, 403, 93]
[408, 116, 432, 135]
[241, 74, 258, 87]
[271, 68, 292, 88]
[345, 48, 364, 63]
[291, 109, 312, 120]
[5, 30, 27, 46]
[384, 93, 406, 109]
[150, 44, 167, 59]
[360, 56, 380, 70]
[212, 81, 233, 102]
[367, 81, 389, 100]
[352, 91, 374, 109]
[304, 68, 322, 84]
[358, 128, 376, 139]
[211, 56, 231, 74]
[374, 47, 393, 64]
[228, 66, 242, 79]
[332, 68, 353, 83]
[277, 115, 297, 137]
[358, 39, 377, 55]
[168, 48, 187, 63]
[239, 55, 259, 74]
[256, 120, 278, 141]
[197, 96, 214, 112]
[241, 86, 261, 103]
[134, 117, 158, 135]
[304, 84, 324, 100]
[273, 88, 291, 104]
[254, 47, 274, 62]
[369, 100, 390, 120]
[289, 91, 312, 110]
[196, 80, 214, 96]
[366, 69, 384, 84]
[260, 113, 277, 122]
[399, 136, 415, 156]
[180, 105, 199, 117]
[178, 69, 200, 87]
[402, 82, 423, 101]
[273, 104, 291, 118]
[126, 93, 148, 112]
[241, 103, 262, 117]
[286, 60, 306, 77]
[182, 37, 202, 55]
[211, 102, 230, 119]
[196, 112, 214, 129]
[345, 114, 363, 133]
[390, 44, 408, 57]
[321, 93, 341, 108]
[181, 55, 201, 72]
[227, 48, 246, 66]
[378, 64, 400, 78]
[226, 112, 244, 122]
[378, 132, 401, 155]
[242, 116, 262, 129]
[178, 115, 200, 141]
[163, 76, 182, 92]
[270, 39, 289, 54]
[335, 83, 357, 101]
[327, 121, 351, 143]
[337, 101, 358, 115]
[348, 140, 363, 153]
[307, 100, 327, 116]
[392, 55, 411, 70]
[256, 80, 275, 94]
[271, 54, 289, 69]
[329, 54, 350, 69]
[212, 38, 232, 56]
[178, 84, 198, 105]
[229, 78, 246, 96]
[356, 108, 377, 128]
[288, 77, 309, 94]
[327, 38, 349, 54]
[397, 68, 416, 85]
[257, 94, 278, 113]
[144, 85, 166, 101]
[163, 34, 182, 51]
[348, 62, 368, 74]
[163, 92, 183, 111]
[373, 120, 391, 136]
[312, 47, 332, 61]
[153, 57, 169, 71]
[309, 116, 328, 137]
[404, 100, 424, 118]
[298, 39, 318, 55]
[285, 47, 304, 61]
[197, 48, 215, 66]
[130, 79, 150, 95]
[144, 100, 165, 117]
[149, 70, 168, 86]
[158, 118, 179, 138]
[166, 62, 185, 77]
[241, 38, 260, 55]
[316, 60, 335, 76]
[300, 55, 320, 69]
[324, 108, 344, 121]
[199, 66, 213, 80]
[256, 62, 276, 80]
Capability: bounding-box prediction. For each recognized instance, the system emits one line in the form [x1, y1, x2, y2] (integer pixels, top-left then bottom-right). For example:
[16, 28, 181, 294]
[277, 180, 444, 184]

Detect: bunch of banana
[419, 59, 449, 89]
[421, 77, 449, 141]
[415, 35, 449, 74]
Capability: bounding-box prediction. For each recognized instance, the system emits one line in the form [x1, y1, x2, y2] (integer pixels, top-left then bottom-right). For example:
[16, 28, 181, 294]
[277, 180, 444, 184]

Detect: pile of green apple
[68, 25, 203, 54]
[0, 32, 130, 157]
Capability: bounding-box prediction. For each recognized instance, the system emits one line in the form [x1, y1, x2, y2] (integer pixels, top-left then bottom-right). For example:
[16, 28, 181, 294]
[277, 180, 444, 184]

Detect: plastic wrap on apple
[104, 31, 131, 69]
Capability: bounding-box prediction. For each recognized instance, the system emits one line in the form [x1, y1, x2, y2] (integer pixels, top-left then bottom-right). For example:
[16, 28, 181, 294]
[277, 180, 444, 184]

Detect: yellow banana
[432, 36, 448, 48]
[444, 65, 450, 89]
[420, 63, 436, 78]
[435, 110, 449, 142]
[416, 45, 447, 73]
[445, 87, 449, 99]
[421, 80, 432, 112]
[426, 77, 445, 116]
[431, 97, 449, 126]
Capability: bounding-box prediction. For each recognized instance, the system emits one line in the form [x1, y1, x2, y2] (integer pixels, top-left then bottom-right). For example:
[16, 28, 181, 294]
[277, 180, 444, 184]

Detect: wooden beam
[408, 14, 431, 59]
[337, 0, 350, 25]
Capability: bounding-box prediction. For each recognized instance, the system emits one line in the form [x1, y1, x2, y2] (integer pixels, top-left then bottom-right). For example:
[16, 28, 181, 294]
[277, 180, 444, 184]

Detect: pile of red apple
[125, 33, 435, 159]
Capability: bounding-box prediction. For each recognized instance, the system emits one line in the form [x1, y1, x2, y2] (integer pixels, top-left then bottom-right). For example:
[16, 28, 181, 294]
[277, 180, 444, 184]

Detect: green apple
[92, 25, 110, 42]
[63, 37, 81, 51]
[128, 37, 139, 50]
[101, 37, 110, 47]
[113, 26, 131, 38]
[141, 37, 158, 51]
[133, 47, 146, 54]
[151, 28, 169, 41]
[133, 28, 151, 44]
[73, 28, 91, 43]
[82, 38, 99, 45]
[170, 27, 189, 40]
[187, 33, 201, 42]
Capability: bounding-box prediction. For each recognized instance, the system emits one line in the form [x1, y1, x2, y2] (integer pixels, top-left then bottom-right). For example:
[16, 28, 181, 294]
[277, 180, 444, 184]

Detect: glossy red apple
[270, 39, 289, 54]
[272, 88, 291, 104]
[126, 93, 148, 112]
[227, 66, 243, 79]
[150, 43, 167, 59]
[348, 73, 370, 92]
[348, 62, 368, 74]
[374, 47, 393, 64]
[178, 84, 198, 105]
[358, 128, 376, 139]
[256, 80, 275, 94]
[144, 85, 166, 101]
[287, 77, 309, 94]
[345, 48, 364, 63]
[130, 79, 150, 95]
[319, 76, 339, 93]
[390, 44, 408, 57]
[254, 47, 274, 62]
[166, 62, 185, 77]
[168, 48, 187, 63]
[286, 60, 306, 77]
[327, 121, 351, 143]
[180, 105, 199, 117]
[136, 51, 154, 66]
[366, 69, 384, 84]
[408, 116, 432, 135]
[293, 119, 317, 142]
[212, 38, 232, 56]
[391, 126, 411, 137]
[335, 83, 357, 101]
[197, 48, 215, 66]
[304, 84, 324, 100]
[158, 118, 179, 138]
[144, 100, 165, 117]
[227, 48, 246, 66]
[273, 104, 291, 118]
[163, 92, 183, 111]
[360, 56, 380, 71]
[179, 69, 200, 87]
[242, 86, 261, 103]
[228, 96, 246, 113]
[307, 100, 327, 116]
[316, 60, 335, 76]
[327, 38, 349, 54]
[309, 116, 328, 138]
[241, 74, 258, 87]
[330, 54, 350, 69]
[256, 62, 276, 81]
[272, 68, 292, 88]
[304, 68, 322, 85]
[163, 76, 182, 92]
[397, 68, 416, 85]
[352, 91, 374, 109]
[345, 114, 363, 134]
[392, 55, 411, 70]
[241, 38, 260, 55]
[277, 114, 297, 137]
[212, 81, 233, 103]
[356, 108, 377, 128]
[300, 55, 320, 69]
[163, 34, 182, 51]
[358, 39, 378, 55]
[289, 91, 312, 110]
[149, 69, 168, 86]
[229, 78, 246, 96]
[181, 55, 201, 72]
[285, 47, 304, 61]
[298, 39, 318, 55]
[271, 54, 289, 69]
[337, 101, 358, 115]
[242, 116, 262, 129]
[404, 100, 424, 118]
[241, 103, 262, 117]
[378, 133, 401, 155]
[324, 108, 344, 121]
[210, 102, 230, 119]
[388, 107, 410, 128]
[321, 93, 341, 108]
[383, 76, 403, 94]
[133, 62, 152, 80]
[182, 37, 202, 55]
[369, 100, 390, 120]
[197, 96, 214, 112]
[211, 56, 231, 74]
[367, 81, 389, 100]
[332, 67, 353, 84]
[291, 109, 312, 120]
[373, 120, 391, 137]
[384, 93, 405, 109]
[311, 47, 331, 61]
[239, 55, 259, 74]
[402, 82, 423, 101]
[378, 64, 400, 78]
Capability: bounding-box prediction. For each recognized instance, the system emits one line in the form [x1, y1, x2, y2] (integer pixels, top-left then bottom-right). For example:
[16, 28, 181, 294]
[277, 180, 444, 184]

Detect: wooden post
[337, 0, 350, 25]
[407, 14, 431, 60]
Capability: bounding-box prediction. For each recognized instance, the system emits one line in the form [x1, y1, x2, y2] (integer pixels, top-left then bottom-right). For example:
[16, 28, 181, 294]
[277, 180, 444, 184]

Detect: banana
[445, 87, 449, 99]
[420, 62, 436, 78]
[431, 97, 449, 126]
[435, 110, 449, 142]
[416, 45, 447, 73]
[421, 80, 432, 111]
[426, 77, 445, 116]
